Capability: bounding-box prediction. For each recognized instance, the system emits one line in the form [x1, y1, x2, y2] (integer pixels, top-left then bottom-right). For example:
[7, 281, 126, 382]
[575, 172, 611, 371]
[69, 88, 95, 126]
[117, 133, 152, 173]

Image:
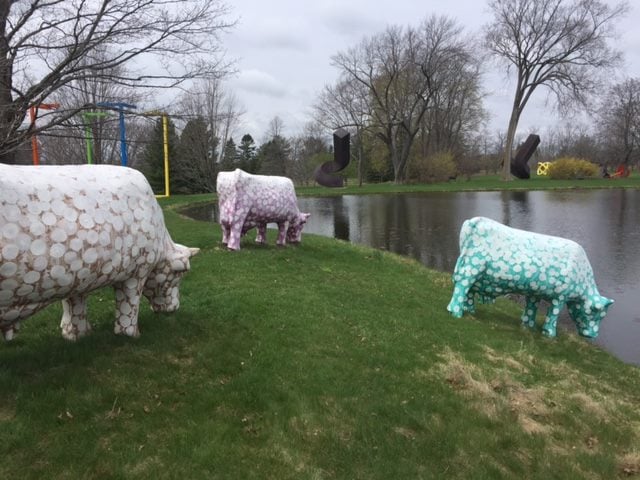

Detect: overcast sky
[220, 0, 640, 142]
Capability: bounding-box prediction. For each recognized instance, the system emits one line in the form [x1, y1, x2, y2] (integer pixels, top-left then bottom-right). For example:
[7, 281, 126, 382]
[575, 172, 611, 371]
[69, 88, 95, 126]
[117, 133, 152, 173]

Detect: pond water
[182, 189, 640, 366]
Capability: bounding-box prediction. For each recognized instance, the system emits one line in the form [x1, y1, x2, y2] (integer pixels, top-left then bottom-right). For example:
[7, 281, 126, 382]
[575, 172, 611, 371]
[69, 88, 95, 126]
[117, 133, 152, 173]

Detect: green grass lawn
[294, 172, 640, 196]
[1, 193, 639, 479]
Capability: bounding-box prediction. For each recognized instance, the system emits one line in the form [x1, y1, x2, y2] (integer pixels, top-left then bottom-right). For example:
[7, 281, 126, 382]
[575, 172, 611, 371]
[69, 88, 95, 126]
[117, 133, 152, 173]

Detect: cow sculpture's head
[143, 244, 200, 313]
[286, 212, 311, 244]
[568, 295, 614, 338]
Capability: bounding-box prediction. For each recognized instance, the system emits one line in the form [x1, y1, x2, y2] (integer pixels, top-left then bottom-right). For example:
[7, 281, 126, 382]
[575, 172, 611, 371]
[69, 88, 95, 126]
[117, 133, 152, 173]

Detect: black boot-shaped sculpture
[314, 128, 350, 187]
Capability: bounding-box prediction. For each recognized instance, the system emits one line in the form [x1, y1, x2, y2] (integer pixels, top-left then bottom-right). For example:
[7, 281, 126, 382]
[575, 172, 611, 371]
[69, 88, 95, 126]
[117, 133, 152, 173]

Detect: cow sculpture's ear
[592, 295, 614, 312]
[600, 296, 614, 310]
[170, 244, 199, 272]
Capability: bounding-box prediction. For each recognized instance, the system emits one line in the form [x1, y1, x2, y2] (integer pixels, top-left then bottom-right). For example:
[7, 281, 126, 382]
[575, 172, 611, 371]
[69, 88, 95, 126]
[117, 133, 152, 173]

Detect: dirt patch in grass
[165, 353, 194, 367]
[436, 345, 640, 476]
[618, 451, 640, 477]
[569, 392, 608, 419]
[483, 346, 530, 373]
[437, 348, 551, 433]
[438, 349, 499, 419]
[506, 383, 551, 434]
[128, 455, 164, 476]
[394, 426, 418, 440]
[289, 415, 324, 440]
[0, 406, 15, 422]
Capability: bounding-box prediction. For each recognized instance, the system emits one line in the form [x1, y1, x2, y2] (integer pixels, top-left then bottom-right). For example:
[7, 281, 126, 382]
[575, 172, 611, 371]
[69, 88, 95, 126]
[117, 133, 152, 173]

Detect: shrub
[411, 151, 457, 183]
[547, 157, 599, 180]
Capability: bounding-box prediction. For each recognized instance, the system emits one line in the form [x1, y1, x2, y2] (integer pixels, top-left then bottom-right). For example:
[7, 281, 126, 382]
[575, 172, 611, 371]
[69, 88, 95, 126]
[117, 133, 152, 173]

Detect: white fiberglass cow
[0, 164, 199, 341]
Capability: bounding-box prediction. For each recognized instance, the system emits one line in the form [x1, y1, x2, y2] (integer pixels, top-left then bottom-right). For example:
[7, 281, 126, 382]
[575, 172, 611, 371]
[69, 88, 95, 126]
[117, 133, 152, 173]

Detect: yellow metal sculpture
[536, 162, 551, 176]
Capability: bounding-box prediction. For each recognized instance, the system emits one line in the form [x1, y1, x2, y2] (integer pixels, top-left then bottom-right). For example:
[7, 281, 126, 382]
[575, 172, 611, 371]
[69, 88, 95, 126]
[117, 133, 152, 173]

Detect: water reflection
[182, 189, 640, 365]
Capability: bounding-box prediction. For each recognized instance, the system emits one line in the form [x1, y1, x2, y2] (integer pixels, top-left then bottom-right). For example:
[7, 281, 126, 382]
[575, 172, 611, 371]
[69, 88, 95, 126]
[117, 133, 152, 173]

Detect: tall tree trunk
[0, 3, 18, 161]
[502, 106, 521, 181]
[357, 128, 364, 187]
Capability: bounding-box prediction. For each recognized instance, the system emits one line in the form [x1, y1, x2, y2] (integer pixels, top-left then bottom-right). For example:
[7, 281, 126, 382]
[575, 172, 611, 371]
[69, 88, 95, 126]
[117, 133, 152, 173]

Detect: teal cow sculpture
[447, 217, 613, 338]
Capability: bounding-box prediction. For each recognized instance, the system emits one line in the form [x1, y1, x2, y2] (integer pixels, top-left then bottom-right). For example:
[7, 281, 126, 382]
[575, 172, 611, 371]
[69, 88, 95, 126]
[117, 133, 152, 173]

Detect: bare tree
[331, 16, 475, 183]
[37, 47, 144, 166]
[485, 0, 627, 180]
[177, 77, 244, 162]
[597, 78, 640, 168]
[313, 78, 370, 185]
[267, 115, 285, 140]
[0, 0, 235, 162]
[417, 47, 486, 163]
[288, 121, 330, 185]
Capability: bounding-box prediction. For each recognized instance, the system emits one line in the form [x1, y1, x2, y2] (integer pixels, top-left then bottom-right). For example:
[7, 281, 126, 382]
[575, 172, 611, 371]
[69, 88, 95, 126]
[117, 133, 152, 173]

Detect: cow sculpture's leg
[227, 218, 246, 251]
[221, 222, 231, 245]
[567, 301, 585, 335]
[520, 297, 539, 329]
[256, 224, 267, 244]
[60, 295, 91, 341]
[541, 298, 565, 337]
[113, 279, 144, 337]
[1, 323, 17, 341]
[2, 307, 36, 340]
[447, 257, 481, 318]
[276, 222, 287, 246]
[464, 292, 476, 314]
[447, 279, 480, 318]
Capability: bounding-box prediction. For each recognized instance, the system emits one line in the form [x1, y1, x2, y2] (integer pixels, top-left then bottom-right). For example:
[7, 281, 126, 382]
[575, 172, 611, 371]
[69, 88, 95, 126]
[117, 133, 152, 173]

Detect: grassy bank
[158, 172, 640, 203]
[1, 195, 639, 479]
[295, 172, 640, 196]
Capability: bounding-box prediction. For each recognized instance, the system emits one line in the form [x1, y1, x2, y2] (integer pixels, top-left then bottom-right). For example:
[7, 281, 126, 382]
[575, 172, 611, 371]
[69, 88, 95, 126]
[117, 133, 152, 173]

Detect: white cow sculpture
[217, 169, 310, 251]
[0, 164, 199, 341]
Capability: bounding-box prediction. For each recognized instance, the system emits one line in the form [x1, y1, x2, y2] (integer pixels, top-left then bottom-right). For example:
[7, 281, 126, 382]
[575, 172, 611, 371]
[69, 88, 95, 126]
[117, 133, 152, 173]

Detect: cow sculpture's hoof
[60, 319, 92, 341]
[114, 324, 140, 338]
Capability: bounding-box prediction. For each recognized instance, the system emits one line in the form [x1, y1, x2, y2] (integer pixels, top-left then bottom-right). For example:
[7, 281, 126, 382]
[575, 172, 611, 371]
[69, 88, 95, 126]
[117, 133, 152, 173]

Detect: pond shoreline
[177, 188, 640, 366]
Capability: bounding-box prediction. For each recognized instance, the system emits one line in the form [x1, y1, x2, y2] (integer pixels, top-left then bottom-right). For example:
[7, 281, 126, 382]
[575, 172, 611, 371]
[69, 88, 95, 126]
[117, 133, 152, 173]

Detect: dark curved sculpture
[314, 128, 350, 187]
[511, 134, 540, 179]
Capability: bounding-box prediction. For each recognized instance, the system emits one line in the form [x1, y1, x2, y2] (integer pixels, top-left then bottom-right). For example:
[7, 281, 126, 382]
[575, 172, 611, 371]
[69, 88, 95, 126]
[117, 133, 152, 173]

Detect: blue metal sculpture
[96, 102, 137, 166]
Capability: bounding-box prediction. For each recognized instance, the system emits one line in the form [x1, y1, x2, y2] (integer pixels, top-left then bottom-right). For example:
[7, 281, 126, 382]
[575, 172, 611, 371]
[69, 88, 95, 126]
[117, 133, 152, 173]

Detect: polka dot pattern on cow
[217, 169, 310, 251]
[1, 164, 199, 341]
[446, 217, 613, 339]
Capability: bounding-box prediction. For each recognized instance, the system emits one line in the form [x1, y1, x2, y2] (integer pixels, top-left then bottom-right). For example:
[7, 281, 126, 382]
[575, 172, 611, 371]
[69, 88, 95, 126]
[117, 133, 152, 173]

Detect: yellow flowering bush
[547, 157, 599, 179]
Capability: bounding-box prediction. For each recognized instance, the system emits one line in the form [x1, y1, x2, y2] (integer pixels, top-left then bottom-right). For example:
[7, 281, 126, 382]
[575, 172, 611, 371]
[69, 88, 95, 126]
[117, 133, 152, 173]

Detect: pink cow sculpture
[217, 169, 310, 251]
[0, 164, 199, 341]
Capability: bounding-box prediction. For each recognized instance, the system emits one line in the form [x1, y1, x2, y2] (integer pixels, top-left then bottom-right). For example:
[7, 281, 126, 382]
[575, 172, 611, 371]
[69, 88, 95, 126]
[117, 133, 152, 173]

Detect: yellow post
[143, 110, 171, 198]
[162, 114, 170, 197]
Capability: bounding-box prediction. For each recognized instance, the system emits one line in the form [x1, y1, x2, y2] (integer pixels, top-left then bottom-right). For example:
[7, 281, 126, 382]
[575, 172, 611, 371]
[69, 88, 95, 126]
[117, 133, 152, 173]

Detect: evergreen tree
[142, 117, 179, 194]
[238, 133, 257, 172]
[172, 117, 217, 193]
[219, 137, 238, 172]
[257, 135, 291, 175]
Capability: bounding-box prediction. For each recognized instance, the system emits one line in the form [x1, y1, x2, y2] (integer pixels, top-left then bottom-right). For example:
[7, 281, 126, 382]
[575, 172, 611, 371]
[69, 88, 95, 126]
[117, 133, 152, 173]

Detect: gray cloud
[232, 14, 311, 52]
[315, 4, 384, 39]
[236, 69, 287, 98]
